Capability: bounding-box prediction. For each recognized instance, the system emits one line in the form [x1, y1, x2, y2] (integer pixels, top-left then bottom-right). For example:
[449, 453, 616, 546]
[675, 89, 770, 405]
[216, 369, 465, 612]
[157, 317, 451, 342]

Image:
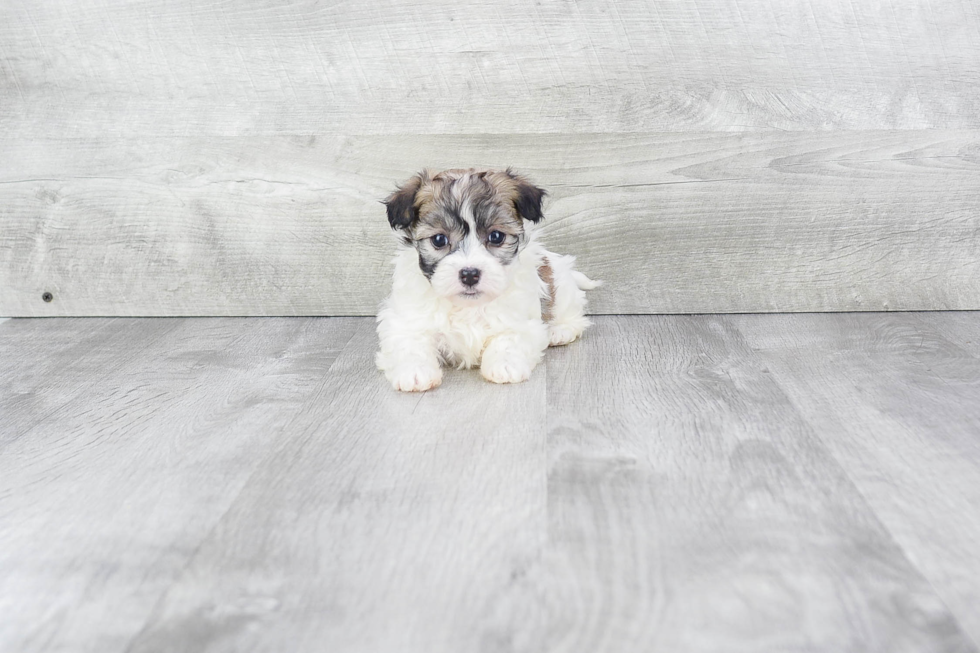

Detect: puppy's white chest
[436, 310, 494, 368]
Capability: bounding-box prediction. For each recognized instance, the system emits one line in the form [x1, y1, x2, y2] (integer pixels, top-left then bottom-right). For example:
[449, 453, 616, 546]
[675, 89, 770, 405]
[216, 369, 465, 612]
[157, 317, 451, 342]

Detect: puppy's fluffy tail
[571, 270, 602, 291]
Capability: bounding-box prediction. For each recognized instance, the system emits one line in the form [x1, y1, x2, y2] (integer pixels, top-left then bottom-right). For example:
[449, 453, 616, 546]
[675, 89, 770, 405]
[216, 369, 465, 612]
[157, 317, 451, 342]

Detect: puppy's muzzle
[459, 268, 481, 287]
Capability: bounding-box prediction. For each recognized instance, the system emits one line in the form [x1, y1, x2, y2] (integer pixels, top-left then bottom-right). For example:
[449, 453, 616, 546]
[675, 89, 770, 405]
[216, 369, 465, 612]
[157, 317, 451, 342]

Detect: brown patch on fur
[538, 256, 556, 322]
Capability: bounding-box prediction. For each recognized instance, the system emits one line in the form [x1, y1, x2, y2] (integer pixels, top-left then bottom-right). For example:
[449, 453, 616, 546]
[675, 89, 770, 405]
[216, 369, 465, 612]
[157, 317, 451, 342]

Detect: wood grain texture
[4, 0, 980, 316]
[3, 315, 980, 651]
[1, 0, 979, 136]
[914, 312, 980, 357]
[1, 318, 182, 446]
[0, 317, 359, 653]
[3, 130, 979, 316]
[538, 315, 975, 653]
[124, 326, 547, 653]
[732, 312, 980, 646]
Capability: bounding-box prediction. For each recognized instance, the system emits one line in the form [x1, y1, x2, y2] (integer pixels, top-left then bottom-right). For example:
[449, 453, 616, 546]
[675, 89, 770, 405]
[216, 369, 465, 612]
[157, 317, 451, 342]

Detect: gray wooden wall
[2, 0, 979, 316]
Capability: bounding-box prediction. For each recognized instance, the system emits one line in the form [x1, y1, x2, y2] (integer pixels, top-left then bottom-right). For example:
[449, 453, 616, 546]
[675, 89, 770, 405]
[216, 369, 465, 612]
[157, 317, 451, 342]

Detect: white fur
[376, 230, 598, 391]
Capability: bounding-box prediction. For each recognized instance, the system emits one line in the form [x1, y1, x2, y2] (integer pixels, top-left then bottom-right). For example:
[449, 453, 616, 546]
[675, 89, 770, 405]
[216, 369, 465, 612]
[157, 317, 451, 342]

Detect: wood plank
[1, 318, 183, 446]
[1, 0, 978, 136]
[3, 131, 979, 316]
[122, 325, 547, 653]
[732, 311, 980, 646]
[0, 317, 360, 653]
[913, 312, 980, 357]
[538, 315, 976, 652]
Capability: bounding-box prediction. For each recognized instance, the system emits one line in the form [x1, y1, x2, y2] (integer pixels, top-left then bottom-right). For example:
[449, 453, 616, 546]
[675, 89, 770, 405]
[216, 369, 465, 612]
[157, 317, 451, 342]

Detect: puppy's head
[384, 168, 546, 305]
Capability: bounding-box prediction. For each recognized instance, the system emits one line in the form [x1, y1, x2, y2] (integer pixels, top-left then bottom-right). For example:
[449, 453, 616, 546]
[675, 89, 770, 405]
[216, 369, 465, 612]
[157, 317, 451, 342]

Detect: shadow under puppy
[377, 168, 600, 392]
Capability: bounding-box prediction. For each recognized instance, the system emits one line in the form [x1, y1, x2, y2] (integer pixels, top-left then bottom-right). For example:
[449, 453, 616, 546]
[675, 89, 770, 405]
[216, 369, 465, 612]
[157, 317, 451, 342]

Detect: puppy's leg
[480, 323, 549, 384]
[376, 313, 442, 392]
[377, 336, 442, 392]
[545, 253, 599, 347]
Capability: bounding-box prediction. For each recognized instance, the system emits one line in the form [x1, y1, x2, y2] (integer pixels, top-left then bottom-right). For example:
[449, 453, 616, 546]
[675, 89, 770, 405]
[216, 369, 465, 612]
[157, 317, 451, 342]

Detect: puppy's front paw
[386, 365, 443, 392]
[481, 358, 532, 385]
[548, 323, 582, 347]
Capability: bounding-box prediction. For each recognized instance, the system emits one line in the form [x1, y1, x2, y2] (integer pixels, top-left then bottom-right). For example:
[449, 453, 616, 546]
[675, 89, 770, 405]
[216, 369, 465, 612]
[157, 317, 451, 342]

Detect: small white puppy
[376, 168, 599, 392]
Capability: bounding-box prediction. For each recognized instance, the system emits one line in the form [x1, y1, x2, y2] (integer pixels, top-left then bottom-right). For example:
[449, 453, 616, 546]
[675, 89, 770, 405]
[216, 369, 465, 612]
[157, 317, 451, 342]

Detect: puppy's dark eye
[431, 234, 448, 249]
[488, 230, 506, 246]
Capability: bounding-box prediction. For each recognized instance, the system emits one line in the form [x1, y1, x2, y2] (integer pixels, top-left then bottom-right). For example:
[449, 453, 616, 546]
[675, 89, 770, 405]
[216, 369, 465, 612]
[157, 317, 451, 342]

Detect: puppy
[376, 168, 599, 392]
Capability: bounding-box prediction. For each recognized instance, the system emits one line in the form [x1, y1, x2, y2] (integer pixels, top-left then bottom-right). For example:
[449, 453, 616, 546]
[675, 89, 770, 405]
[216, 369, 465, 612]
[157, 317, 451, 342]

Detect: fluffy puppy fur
[376, 168, 599, 392]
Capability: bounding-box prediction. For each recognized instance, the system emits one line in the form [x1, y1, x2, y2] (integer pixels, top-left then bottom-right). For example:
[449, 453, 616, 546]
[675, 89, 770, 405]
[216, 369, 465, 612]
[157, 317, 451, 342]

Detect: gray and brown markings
[384, 168, 546, 279]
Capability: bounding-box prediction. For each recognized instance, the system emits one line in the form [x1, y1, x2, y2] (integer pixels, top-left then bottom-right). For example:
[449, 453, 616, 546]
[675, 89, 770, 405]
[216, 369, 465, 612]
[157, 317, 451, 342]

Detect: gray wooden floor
[2, 314, 980, 653]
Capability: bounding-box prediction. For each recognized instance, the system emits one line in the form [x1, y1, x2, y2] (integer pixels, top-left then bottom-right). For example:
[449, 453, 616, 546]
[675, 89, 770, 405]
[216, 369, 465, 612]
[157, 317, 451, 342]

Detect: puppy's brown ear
[506, 168, 547, 223]
[384, 173, 424, 231]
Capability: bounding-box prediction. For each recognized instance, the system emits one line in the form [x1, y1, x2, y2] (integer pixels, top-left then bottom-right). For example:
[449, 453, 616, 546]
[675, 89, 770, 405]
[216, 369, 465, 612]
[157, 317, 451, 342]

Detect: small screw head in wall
[42, 292, 53, 303]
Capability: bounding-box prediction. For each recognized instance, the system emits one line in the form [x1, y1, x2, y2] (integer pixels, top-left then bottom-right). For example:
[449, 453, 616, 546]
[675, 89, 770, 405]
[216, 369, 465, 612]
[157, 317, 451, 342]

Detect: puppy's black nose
[459, 268, 481, 287]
